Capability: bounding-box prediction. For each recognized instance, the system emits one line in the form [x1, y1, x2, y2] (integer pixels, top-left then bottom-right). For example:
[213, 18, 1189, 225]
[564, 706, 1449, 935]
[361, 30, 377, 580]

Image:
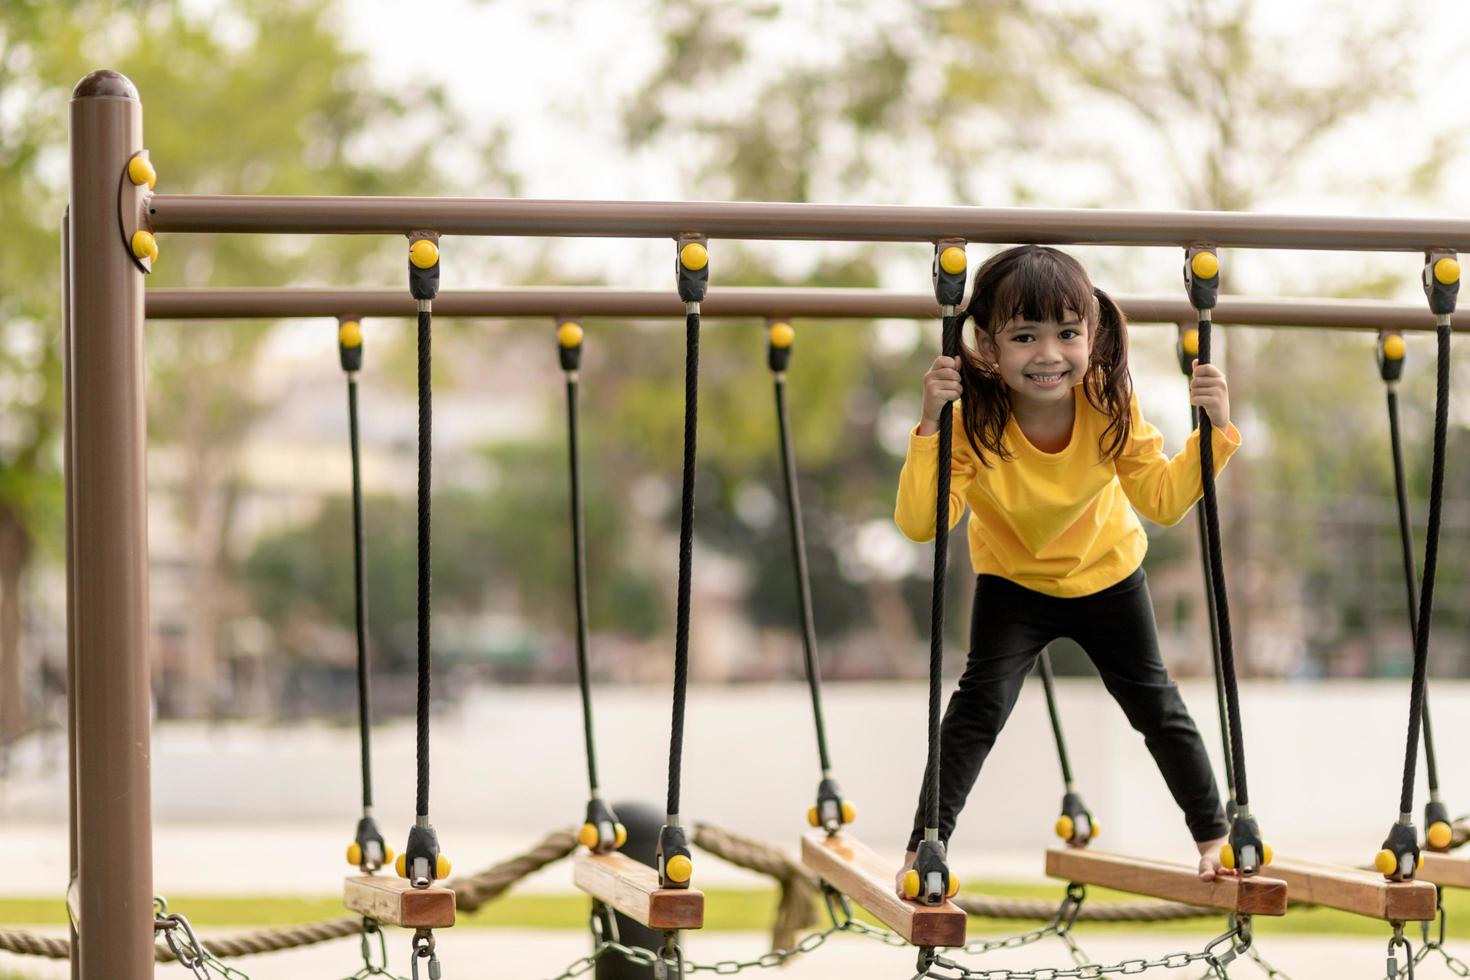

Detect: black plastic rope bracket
[912, 838, 952, 906]
[1424, 249, 1459, 317]
[1057, 790, 1097, 848]
[1229, 811, 1267, 876]
[676, 232, 709, 304]
[352, 814, 388, 873]
[403, 823, 443, 888]
[931, 239, 967, 308]
[656, 823, 693, 890]
[581, 797, 624, 855]
[1183, 245, 1220, 311]
[408, 230, 441, 302]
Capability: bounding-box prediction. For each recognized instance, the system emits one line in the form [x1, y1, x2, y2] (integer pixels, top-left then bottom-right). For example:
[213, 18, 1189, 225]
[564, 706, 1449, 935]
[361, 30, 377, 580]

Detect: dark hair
[954, 245, 1132, 466]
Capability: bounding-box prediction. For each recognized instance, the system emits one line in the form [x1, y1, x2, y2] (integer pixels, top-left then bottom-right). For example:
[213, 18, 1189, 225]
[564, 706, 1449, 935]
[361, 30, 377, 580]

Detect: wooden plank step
[344, 875, 455, 928]
[572, 850, 704, 930]
[1044, 848, 1287, 916]
[1269, 857, 1437, 920]
[801, 830, 967, 947]
[1420, 853, 1470, 891]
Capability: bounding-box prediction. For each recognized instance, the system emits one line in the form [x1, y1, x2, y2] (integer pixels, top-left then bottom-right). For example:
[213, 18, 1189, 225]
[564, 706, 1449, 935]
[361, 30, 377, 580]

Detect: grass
[1, 883, 1466, 939]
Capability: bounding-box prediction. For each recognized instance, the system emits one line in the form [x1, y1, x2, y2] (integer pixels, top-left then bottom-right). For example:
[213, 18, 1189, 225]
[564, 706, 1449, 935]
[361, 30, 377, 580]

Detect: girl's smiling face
[984, 310, 1092, 408]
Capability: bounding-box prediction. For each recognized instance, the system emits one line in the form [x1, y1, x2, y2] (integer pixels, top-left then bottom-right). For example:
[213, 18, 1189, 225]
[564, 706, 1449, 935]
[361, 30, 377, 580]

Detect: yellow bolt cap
[558, 321, 584, 349]
[666, 854, 693, 883]
[1055, 815, 1074, 840]
[1418, 853, 1425, 871]
[807, 806, 820, 828]
[436, 854, 451, 879]
[128, 155, 157, 189]
[578, 823, 600, 849]
[680, 242, 708, 271]
[841, 801, 856, 825]
[1428, 821, 1453, 850]
[347, 842, 362, 866]
[339, 321, 363, 349]
[939, 246, 967, 275]
[384, 846, 394, 863]
[1262, 842, 1274, 866]
[1434, 256, 1460, 286]
[1090, 819, 1099, 840]
[1374, 849, 1397, 875]
[395, 853, 408, 878]
[946, 873, 960, 898]
[1220, 844, 1235, 870]
[1181, 329, 1200, 357]
[614, 824, 628, 849]
[131, 231, 157, 261]
[410, 239, 439, 269]
[769, 322, 795, 349]
[1382, 334, 1406, 360]
[901, 869, 920, 899]
[1191, 251, 1220, 280]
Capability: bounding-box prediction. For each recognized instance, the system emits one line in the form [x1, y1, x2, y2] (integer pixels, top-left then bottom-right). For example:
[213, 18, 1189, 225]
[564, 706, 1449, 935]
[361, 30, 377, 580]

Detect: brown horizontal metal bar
[145, 286, 1447, 331]
[144, 196, 1470, 252]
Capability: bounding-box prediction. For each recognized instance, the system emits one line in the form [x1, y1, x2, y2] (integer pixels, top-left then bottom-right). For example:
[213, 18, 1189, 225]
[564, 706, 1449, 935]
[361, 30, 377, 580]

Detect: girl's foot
[895, 850, 917, 898]
[1197, 837, 1235, 882]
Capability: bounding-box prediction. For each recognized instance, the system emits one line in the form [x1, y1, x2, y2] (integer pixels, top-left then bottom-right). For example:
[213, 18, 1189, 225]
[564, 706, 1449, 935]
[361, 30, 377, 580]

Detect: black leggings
[907, 568, 1228, 851]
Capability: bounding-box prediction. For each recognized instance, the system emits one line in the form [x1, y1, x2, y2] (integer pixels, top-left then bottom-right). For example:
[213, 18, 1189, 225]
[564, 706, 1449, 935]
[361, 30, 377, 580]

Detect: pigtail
[1085, 287, 1133, 460]
[956, 290, 1015, 467]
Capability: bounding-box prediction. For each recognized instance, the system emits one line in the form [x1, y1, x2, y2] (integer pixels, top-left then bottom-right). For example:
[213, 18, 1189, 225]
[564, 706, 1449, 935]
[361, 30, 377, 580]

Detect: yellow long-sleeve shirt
[895, 392, 1241, 598]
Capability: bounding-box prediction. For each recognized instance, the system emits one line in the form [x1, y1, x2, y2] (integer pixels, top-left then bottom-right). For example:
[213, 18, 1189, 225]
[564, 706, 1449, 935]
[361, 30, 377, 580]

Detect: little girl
[894, 245, 1238, 884]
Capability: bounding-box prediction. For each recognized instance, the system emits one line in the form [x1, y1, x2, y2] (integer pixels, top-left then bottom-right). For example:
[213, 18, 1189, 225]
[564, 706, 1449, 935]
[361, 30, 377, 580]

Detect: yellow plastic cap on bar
[1181, 329, 1200, 357]
[840, 801, 856, 824]
[578, 823, 599, 848]
[1191, 251, 1219, 279]
[1262, 842, 1274, 866]
[1219, 844, 1235, 870]
[946, 873, 960, 898]
[806, 806, 820, 828]
[339, 321, 363, 348]
[939, 246, 967, 275]
[558, 321, 584, 349]
[666, 854, 693, 883]
[680, 242, 708, 271]
[1427, 821, 1453, 849]
[347, 842, 362, 866]
[410, 239, 439, 269]
[436, 854, 452, 879]
[1382, 334, 1406, 360]
[130, 230, 158, 261]
[395, 853, 408, 878]
[1055, 815, 1074, 840]
[614, 824, 628, 849]
[1434, 256, 1460, 286]
[1374, 849, 1397, 875]
[128, 155, 157, 189]
[769, 322, 795, 349]
[901, 869, 920, 899]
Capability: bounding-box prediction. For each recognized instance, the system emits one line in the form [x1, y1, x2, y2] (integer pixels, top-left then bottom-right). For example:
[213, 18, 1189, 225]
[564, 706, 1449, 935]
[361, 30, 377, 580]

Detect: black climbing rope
[657, 238, 710, 891]
[765, 320, 852, 836]
[339, 317, 390, 874]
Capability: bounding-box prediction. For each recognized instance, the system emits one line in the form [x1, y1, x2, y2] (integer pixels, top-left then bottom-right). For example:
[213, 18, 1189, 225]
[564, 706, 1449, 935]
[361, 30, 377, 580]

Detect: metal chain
[1236, 944, 1291, 980]
[913, 919, 1252, 980]
[1393, 899, 1470, 979]
[155, 897, 252, 980]
[343, 918, 410, 980]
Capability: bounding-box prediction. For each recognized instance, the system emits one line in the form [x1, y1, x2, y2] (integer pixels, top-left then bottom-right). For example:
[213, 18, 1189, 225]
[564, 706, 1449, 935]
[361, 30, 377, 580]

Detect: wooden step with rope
[801, 830, 967, 947]
[343, 875, 455, 928]
[1419, 852, 1470, 890]
[1267, 857, 1437, 921]
[1045, 848, 1287, 916]
[573, 850, 705, 930]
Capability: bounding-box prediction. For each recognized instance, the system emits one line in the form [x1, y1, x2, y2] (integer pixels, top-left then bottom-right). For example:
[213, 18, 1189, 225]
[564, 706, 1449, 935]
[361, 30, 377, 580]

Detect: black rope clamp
[677, 235, 709, 303]
[1184, 247, 1220, 311]
[579, 797, 626, 855]
[1378, 330, 1407, 384]
[1055, 790, 1097, 848]
[399, 823, 447, 888]
[557, 318, 584, 372]
[807, 775, 855, 835]
[1378, 819, 1422, 881]
[408, 232, 441, 302]
[1224, 812, 1269, 876]
[339, 317, 365, 373]
[1175, 323, 1201, 376]
[348, 814, 390, 872]
[905, 838, 956, 906]
[1425, 799, 1454, 852]
[932, 240, 967, 307]
[656, 823, 694, 890]
[1424, 250, 1460, 317]
[767, 319, 795, 373]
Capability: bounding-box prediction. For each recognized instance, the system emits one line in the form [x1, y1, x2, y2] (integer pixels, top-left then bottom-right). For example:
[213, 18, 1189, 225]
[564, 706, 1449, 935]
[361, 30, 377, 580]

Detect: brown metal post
[68, 70, 153, 980]
[61, 207, 80, 979]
